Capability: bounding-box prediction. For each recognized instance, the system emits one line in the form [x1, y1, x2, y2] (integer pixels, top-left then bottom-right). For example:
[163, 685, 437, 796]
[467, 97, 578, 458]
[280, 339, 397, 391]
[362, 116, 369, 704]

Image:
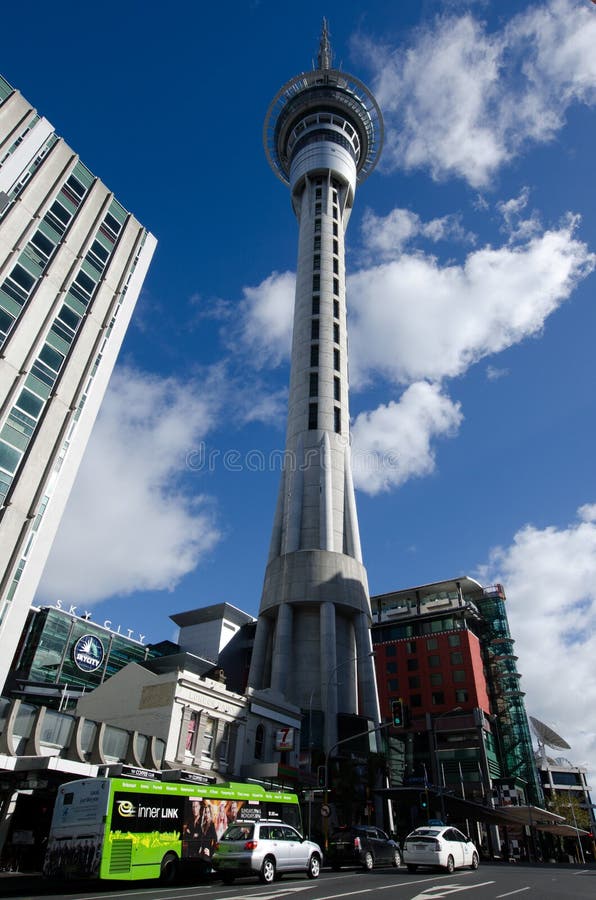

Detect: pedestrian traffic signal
[391, 698, 404, 727]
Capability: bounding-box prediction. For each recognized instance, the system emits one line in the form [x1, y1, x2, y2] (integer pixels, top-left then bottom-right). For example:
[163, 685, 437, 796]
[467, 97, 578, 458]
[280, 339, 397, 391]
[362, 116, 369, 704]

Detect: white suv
[213, 820, 322, 884]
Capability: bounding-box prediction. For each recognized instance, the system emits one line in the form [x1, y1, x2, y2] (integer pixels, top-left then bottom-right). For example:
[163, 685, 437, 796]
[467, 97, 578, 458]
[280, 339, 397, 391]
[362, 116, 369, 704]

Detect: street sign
[320, 803, 331, 817]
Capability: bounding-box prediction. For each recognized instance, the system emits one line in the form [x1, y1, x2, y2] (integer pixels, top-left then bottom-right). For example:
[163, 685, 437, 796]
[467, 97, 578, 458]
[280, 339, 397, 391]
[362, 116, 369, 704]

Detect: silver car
[402, 826, 480, 873]
[213, 820, 322, 884]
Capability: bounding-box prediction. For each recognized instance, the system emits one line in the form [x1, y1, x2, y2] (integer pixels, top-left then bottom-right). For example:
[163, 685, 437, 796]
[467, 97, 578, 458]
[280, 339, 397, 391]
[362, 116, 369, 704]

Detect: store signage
[53, 599, 145, 644]
[73, 634, 105, 672]
[275, 727, 294, 751]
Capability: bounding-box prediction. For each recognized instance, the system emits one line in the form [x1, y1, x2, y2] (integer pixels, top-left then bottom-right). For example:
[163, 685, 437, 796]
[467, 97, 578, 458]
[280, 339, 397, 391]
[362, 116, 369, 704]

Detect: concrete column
[270, 603, 293, 695]
[321, 601, 337, 754]
[247, 614, 272, 690]
[355, 612, 381, 735]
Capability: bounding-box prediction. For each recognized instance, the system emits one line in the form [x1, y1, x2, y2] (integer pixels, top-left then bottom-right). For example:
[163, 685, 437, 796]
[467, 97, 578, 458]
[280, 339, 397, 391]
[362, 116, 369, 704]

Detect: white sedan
[402, 826, 479, 873]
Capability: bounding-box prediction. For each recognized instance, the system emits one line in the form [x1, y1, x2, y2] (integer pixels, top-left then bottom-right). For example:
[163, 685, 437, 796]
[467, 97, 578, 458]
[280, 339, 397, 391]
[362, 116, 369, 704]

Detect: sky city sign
[72, 634, 105, 673]
[52, 599, 146, 644]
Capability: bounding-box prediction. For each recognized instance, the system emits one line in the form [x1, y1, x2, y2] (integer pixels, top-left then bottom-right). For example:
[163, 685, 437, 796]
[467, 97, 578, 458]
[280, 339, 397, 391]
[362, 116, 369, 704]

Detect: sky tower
[248, 23, 384, 756]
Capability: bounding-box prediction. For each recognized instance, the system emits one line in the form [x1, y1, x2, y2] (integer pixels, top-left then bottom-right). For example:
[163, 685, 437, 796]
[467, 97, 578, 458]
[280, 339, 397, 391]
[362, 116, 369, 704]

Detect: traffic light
[419, 792, 428, 810]
[391, 698, 404, 727]
[317, 765, 326, 787]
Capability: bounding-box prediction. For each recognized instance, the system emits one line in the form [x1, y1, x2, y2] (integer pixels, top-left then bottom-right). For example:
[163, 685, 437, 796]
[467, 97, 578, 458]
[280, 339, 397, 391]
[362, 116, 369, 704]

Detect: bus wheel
[160, 852, 179, 884]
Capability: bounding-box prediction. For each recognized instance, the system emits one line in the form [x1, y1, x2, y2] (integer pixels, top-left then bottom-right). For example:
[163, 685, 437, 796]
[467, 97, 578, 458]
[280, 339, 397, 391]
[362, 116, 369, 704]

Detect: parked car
[327, 824, 402, 870]
[212, 820, 322, 884]
[402, 826, 480, 873]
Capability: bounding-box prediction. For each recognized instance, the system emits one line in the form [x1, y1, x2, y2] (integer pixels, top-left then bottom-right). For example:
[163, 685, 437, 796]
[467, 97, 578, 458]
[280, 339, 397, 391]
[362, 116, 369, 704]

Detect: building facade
[247, 23, 383, 760]
[0, 74, 156, 693]
[371, 578, 542, 836]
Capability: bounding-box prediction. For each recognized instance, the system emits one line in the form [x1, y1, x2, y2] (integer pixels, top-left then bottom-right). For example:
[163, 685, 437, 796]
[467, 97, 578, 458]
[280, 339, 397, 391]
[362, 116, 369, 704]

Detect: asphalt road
[0, 864, 594, 900]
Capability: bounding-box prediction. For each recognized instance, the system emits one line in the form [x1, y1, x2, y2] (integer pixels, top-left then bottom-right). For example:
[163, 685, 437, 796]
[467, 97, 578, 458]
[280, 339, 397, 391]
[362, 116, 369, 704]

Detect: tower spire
[317, 18, 332, 70]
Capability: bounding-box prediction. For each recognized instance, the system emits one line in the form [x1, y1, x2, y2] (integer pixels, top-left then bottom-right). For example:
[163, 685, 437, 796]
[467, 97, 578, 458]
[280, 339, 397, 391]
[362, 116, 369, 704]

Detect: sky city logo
[72, 634, 104, 673]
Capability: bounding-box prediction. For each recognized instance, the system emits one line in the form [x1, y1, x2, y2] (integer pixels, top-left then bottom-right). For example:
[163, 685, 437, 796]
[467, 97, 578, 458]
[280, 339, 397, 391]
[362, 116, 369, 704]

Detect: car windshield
[221, 824, 255, 841]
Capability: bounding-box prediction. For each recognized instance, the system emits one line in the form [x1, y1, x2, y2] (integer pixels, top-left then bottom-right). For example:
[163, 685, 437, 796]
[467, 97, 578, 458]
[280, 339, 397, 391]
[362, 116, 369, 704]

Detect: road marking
[495, 889, 531, 898]
[572, 869, 591, 875]
[410, 882, 495, 899]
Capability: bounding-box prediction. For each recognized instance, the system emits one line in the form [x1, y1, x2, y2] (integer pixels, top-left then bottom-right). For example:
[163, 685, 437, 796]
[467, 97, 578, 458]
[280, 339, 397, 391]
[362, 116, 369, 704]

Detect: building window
[334, 377, 341, 402]
[386, 661, 397, 674]
[185, 711, 199, 752]
[430, 673, 443, 686]
[315, 202, 322, 215]
[255, 723, 265, 760]
[218, 722, 230, 763]
[408, 676, 420, 689]
[313, 274, 320, 292]
[386, 645, 396, 656]
[313, 254, 321, 270]
[333, 239, 339, 255]
[311, 319, 319, 340]
[427, 638, 438, 650]
[334, 406, 341, 433]
[455, 690, 469, 703]
[432, 692, 445, 706]
[333, 322, 340, 344]
[406, 641, 417, 654]
[333, 299, 339, 319]
[410, 694, 422, 707]
[333, 223, 338, 237]
[202, 717, 215, 759]
[407, 659, 418, 671]
[450, 651, 463, 665]
[333, 348, 340, 371]
[453, 670, 466, 683]
[333, 277, 339, 295]
[308, 403, 318, 430]
[448, 634, 461, 647]
[312, 296, 320, 315]
[314, 235, 321, 252]
[428, 655, 440, 668]
[315, 218, 321, 233]
[310, 344, 319, 367]
[315, 187, 322, 199]
[388, 679, 399, 691]
[309, 372, 318, 397]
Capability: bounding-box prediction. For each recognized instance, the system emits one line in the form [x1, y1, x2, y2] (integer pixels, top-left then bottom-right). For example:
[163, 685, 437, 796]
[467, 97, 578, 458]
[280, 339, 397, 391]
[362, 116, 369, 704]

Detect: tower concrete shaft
[248, 24, 384, 754]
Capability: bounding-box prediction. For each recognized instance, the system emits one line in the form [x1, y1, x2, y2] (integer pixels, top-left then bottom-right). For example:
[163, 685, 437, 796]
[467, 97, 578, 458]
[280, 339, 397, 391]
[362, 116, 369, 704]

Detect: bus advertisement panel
[43, 777, 301, 882]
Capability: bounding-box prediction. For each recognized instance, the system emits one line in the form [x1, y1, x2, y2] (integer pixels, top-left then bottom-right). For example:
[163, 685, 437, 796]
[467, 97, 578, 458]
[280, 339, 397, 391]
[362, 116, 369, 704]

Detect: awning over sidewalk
[376, 787, 587, 835]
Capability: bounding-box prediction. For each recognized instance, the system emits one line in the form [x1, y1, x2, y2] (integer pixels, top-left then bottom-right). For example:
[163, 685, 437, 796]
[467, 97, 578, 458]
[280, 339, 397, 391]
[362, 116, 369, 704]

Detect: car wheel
[159, 852, 179, 884]
[362, 851, 374, 871]
[260, 856, 276, 884]
[307, 854, 321, 879]
[470, 852, 479, 870]
[407, 864, 417, 873]
[445, 854, 455, 874]
[392, 849, 402, 868]
[222, 873, 235, 885]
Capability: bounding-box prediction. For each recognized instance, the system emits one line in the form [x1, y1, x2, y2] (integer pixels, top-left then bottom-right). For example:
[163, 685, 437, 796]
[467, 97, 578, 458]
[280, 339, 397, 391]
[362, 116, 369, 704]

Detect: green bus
[43, 775, 302, 882]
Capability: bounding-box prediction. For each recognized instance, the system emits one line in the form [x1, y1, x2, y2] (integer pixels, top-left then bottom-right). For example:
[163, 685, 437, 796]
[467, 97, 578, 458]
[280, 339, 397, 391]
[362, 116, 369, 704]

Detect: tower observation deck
[248, 23, 383, 756]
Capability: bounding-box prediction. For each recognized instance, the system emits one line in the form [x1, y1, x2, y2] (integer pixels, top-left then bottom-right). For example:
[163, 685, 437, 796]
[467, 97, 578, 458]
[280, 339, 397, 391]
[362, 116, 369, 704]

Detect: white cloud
[348, 218, 594, 386]
[357, 0, 596, 186]
[232, 270, 295, 367]
[38, 367, 222, 605]
[486, 365, 509, 382]
[360, 207, 474, 259]
[351, 382, 463, 495]
[481, 506, 596, 774]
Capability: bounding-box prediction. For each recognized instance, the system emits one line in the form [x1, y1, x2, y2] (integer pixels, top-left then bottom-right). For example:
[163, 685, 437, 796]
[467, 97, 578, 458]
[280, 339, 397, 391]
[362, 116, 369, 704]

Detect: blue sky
[3, 1, 596, 775]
